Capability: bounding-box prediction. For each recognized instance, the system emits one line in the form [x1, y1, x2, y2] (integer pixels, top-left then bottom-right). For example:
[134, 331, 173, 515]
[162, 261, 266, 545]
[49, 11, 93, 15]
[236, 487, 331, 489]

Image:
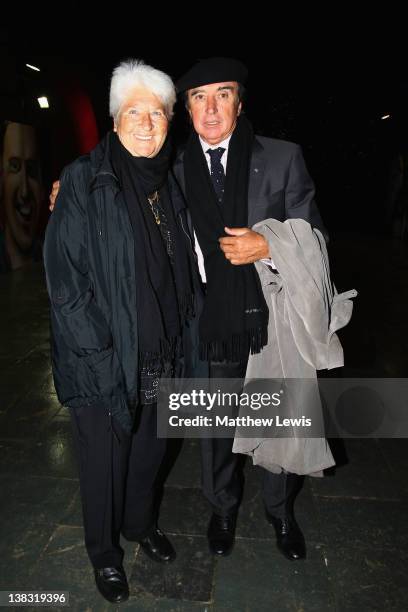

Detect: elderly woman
[44, 60, 195, 604]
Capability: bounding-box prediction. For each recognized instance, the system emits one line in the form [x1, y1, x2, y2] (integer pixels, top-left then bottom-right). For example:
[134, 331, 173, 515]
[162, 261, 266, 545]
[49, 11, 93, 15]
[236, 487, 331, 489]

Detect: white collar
[199, 134, 232, 154]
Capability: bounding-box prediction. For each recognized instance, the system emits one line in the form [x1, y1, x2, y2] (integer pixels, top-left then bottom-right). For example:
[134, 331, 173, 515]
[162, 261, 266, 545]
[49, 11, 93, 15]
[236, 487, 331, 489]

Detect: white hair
[109, 59, 176, 122]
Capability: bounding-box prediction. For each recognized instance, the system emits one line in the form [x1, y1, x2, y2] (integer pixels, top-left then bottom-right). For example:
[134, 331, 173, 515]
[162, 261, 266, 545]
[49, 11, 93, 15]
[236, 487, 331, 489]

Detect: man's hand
[49, 180, 60, 211]
[219, 227, 270, 265]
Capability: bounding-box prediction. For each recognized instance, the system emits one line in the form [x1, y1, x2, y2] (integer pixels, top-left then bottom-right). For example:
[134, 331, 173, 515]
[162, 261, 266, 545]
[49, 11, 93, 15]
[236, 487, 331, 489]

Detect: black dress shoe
[265, 510, 306, 560]
[207, 512, 237, 556]
[138, 526, 176, 563]
[94, 566, 129, 603]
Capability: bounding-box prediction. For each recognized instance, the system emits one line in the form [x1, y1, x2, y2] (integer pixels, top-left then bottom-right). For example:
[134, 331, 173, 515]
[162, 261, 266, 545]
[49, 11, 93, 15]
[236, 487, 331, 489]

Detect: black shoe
[265, 510, 306, 560]
[138, 527, 176, 563]
[94, 566, 129, 603]
[207, 512, 237, 556]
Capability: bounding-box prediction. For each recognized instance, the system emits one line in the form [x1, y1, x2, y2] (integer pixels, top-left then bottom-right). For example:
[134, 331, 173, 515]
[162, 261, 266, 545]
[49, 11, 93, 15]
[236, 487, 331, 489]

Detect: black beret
[176, 57, 248, 93]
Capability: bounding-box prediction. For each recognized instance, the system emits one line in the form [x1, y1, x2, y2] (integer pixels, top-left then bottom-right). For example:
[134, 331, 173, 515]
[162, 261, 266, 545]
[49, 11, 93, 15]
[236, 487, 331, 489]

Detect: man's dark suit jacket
[170, 135, 327, 377]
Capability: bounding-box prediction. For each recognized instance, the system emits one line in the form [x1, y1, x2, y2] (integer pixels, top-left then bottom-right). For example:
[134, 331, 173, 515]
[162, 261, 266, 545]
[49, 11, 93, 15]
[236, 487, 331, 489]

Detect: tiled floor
[1, 233, 407, 611]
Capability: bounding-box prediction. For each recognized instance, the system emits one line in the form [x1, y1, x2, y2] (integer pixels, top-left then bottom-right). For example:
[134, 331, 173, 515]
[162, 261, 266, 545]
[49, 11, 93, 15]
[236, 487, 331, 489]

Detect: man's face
[187, 81, 242, 145]
[114, 87, 169, 158]
[2, 122, 42, 252]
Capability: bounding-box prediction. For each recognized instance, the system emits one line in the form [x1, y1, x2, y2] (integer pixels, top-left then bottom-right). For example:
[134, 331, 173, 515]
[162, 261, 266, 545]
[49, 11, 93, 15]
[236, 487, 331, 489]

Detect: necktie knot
[207, 147, 225, 204]
[207, 147, 225, 164]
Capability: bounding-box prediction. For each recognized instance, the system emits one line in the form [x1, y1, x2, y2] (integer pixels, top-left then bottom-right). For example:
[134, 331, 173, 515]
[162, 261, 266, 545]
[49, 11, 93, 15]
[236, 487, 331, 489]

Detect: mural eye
[8, 157, 21, 173]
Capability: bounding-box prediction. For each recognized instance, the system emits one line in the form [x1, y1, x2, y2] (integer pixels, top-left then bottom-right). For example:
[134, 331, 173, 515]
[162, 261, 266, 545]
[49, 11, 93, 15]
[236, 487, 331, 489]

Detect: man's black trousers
[200, 358, 303, 519]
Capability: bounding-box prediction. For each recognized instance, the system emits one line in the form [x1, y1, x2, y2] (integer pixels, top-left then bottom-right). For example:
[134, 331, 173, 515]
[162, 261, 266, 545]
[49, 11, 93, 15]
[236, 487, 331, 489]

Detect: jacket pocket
[78, 346, 124, 397]
[255, 187, 284, 205]
[253, 189, 285, 222]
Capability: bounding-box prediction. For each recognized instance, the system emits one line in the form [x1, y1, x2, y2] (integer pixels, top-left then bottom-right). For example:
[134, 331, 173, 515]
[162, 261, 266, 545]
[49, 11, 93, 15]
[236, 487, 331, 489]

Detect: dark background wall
[1, 12, 407, 242]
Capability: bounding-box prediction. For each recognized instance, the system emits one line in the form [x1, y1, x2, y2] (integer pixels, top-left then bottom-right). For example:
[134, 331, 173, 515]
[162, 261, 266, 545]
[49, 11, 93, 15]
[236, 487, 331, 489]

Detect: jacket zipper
[97, 193, 103, 240]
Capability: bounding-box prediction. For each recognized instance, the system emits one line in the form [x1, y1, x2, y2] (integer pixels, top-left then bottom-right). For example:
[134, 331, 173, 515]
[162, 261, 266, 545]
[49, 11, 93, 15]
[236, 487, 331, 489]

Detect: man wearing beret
[174, 57, 326, 561]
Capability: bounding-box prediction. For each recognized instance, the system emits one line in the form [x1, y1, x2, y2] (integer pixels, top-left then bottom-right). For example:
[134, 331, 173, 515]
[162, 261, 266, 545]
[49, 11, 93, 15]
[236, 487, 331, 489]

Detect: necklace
[147, 190, 160, 225]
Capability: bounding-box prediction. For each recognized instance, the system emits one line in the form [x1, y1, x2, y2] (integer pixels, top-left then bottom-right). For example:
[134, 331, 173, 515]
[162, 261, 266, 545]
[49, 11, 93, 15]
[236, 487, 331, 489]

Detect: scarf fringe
[199, 326, 268, 363]
[139, 291, 194, 371]
[139, 335, 180, 371]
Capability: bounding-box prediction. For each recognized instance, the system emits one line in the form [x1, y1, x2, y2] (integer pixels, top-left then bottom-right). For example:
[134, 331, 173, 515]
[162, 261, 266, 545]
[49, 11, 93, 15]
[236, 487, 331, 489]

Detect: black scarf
[184, 115, 268, 362]
[110, 131, 194, 372]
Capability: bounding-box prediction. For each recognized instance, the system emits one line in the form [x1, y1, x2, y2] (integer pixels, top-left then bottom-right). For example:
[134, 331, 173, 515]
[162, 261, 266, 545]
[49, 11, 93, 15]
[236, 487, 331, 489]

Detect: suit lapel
[248, 137, 266, 226]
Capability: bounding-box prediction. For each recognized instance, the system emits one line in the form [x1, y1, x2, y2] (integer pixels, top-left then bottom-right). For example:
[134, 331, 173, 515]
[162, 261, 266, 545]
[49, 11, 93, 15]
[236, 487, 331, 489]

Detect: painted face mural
[1, 122, 43, 271]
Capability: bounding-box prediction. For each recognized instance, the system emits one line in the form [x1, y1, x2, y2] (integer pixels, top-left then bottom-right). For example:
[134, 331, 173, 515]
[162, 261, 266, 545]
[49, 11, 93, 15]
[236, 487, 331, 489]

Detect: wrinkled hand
[219, 227, 270, 265]
[49, 180, 60, 211]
